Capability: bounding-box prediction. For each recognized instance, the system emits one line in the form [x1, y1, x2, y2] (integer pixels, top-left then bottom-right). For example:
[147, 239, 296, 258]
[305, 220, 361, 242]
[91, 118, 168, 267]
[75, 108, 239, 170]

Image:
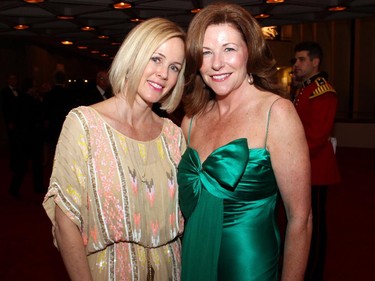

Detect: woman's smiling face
[137, 37, 185, 104]
[199, 23, 249, 97]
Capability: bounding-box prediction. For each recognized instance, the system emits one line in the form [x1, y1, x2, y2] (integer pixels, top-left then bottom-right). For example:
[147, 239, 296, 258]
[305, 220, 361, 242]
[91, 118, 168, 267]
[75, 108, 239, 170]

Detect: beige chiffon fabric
[43, 106, 186, 280]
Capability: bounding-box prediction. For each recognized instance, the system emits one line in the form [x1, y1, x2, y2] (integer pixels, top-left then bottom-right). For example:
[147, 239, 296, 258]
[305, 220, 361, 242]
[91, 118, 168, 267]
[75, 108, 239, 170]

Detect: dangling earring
[248, 73, 254, 85]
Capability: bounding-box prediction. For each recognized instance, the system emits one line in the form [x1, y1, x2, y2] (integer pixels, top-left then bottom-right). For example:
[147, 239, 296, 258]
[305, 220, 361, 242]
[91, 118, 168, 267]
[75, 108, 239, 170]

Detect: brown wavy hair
[183, 2, 285, 116]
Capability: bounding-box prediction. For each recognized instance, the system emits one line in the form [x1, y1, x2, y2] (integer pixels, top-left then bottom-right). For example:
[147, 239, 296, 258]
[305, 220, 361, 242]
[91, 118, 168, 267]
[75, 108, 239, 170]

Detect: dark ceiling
[1, 0, 375, 61]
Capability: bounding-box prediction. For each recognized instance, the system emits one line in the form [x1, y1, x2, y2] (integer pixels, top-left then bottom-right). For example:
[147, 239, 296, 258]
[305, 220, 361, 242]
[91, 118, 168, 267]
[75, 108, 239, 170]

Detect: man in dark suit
[84, 71, 112, 105]
[44, 71, 75, 155]
[1, 74, 34, 197]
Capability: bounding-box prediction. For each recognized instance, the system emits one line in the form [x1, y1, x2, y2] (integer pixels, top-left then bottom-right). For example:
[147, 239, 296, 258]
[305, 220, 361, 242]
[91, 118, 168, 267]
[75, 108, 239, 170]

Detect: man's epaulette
[309, 77, 336, 99]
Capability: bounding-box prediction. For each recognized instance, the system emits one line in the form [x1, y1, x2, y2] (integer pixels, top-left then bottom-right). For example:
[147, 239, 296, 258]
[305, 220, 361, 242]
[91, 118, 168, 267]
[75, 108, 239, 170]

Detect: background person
[1, 74, 30, 198]
[177, 3, 312, 281]
[84, 71, 113, 105]
[293, 41, 340, 281]
[44, 70, 75, 155]
[43, 17, 186, 281]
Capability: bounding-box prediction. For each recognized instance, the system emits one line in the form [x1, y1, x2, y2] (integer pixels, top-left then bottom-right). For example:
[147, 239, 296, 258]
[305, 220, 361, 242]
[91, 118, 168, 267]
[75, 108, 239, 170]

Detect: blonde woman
[43, 18, 186, 281]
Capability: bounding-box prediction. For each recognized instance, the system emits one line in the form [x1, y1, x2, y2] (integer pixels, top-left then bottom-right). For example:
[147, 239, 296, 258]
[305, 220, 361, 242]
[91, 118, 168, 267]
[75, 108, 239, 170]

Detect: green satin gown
[178, 120, 280, 280]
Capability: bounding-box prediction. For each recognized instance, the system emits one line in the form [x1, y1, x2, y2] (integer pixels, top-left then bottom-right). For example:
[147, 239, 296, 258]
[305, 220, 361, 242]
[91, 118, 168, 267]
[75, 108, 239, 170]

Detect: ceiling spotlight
[254, 13, 271, 19]
[91, 50, 100, 54]
[77, 46, 88, 49]
[98, 35, 109, 39]
[13, 24, 30, 30]
[23, 0, 45, 3]
[113, 2, 132, 9]
[101, 53, 109, 57]
[81, 26, 95, 31]
[61, 40, 73, 45]
[266, 0, 284, 3]
[328, 6, 347, 12]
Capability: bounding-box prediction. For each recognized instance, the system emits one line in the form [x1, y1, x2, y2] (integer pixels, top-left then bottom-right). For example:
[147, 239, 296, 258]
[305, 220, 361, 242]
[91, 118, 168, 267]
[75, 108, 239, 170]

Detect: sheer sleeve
[43, 109, 90, 247]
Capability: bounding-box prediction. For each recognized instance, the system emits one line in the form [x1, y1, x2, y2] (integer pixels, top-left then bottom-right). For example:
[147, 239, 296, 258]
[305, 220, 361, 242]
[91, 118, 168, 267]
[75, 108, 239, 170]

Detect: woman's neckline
[85, 106, 166, 143]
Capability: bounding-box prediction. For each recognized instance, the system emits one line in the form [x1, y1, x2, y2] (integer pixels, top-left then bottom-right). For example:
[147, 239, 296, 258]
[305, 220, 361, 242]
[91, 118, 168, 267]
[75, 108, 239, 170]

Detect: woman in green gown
[177, 3, 312, 281]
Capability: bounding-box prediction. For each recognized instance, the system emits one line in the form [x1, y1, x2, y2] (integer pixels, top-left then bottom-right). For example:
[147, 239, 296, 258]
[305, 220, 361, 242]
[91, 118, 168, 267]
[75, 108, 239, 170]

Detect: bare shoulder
[268, 95, 294, 112]
[90, 98, 109, 113]
[267, 96, 299, 124]
[90, 98, 118, 121]
[266, 95, 305, 147]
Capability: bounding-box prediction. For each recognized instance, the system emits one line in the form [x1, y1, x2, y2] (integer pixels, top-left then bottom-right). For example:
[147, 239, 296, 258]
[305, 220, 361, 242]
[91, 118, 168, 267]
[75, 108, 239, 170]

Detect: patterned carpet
[0, 147, 374, 280]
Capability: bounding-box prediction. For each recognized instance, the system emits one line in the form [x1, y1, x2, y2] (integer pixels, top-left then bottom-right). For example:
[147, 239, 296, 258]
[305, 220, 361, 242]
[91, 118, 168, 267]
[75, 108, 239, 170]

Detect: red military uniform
[294, 73, 340, 185]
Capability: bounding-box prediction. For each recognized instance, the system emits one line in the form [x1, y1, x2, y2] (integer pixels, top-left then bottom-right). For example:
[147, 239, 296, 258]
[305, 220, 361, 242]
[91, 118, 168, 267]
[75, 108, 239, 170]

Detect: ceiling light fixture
[266, 0, 284, 3]
[262, 26, 278, 40]
[113, 2, 132, 9]
[91, 50, 100, 54]
[98, 35, 109, 39]
[77, 46, 88, 49]
[23, 0, 45, 3]
[191, 8, 201, 14]
[61, 40, 73, 45]
[81, 26, 95, 31]
[328, 6, 347, 12]
[13, 24, 30, 30]
[254, 13, 271, 19]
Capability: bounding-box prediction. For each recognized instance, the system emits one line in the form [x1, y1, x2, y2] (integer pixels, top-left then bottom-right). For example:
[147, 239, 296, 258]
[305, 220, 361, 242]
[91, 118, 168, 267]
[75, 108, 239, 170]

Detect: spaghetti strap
[264, 98, 282, 148]
[187, 117, 194, 146]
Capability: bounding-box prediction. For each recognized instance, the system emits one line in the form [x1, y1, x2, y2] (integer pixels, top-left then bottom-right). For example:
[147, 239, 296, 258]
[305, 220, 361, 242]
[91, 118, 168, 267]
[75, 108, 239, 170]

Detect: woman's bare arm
[268, 98, 313, 281]
[54, 205, 93, 281]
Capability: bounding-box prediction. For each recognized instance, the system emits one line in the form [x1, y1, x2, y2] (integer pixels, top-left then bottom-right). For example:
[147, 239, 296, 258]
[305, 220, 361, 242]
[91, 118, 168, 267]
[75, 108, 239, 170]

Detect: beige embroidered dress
[43, 106, 185, 281]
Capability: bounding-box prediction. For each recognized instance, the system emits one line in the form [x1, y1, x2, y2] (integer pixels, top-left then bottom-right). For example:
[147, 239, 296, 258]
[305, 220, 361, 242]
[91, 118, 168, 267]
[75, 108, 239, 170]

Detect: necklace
[113, 97, 160, 182]
[126, 138, 154, 183]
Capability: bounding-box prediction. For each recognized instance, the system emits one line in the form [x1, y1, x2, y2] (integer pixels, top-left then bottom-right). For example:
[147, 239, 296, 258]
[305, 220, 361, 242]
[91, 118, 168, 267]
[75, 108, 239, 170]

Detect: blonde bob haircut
[109, 17, 186, 113]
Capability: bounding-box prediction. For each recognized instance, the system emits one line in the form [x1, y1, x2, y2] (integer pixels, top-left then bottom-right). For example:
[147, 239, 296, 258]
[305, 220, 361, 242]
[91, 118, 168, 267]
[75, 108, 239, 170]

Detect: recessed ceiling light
[77, 46, 88, 50]
[61, 40, 73, 45]
[266, 0, 284, 3]
[254, 13, 271, 19]
[191, 8, 201, 14]
[328, 6, 347, 12]
[91, 50, 100, 54]
[113, 2, 132, 9]
[81, 26, 95, 31]
[13, 24, 30, 30]
[98, 35, 109, 39]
